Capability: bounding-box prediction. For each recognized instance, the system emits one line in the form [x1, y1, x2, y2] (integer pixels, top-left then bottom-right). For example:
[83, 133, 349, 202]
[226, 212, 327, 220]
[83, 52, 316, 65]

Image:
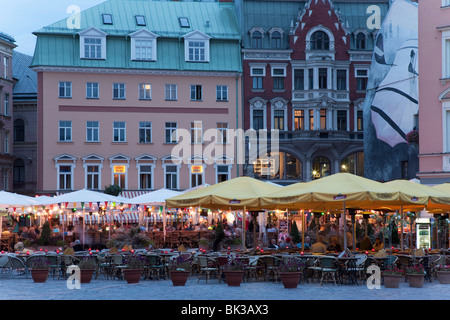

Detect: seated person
[327, 236, 342, 252]
[310, 236, 327, 254]
[279, 237, 294, 249]
[296, 235, 311, 250]
[373, 237, 384, 251]
[268, 238, 279, 249]
[358, 236, 373, 251]
[72, 239, 84, 252]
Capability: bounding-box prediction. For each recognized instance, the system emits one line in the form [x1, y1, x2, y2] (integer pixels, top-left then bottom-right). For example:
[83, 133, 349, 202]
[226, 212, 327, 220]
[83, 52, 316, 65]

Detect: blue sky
[0, 0, 105, 56]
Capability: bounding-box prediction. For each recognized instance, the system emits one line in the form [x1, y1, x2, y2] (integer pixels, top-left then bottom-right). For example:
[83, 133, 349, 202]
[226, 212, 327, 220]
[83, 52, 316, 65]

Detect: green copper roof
[34, 0, 240, 39]
[32, 0, 242, 72]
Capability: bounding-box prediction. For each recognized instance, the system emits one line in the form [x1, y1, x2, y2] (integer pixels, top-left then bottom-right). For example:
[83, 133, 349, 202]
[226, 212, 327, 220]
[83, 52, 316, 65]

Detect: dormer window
[183, 31, 210, 63]
[130, 29, 159, 61]
[102, 14, 113, 25]
[356, 33, 366, 49]
[269, 28, 284, 49]
[79, 27, 107, 60]
[252, 31, 262, 48]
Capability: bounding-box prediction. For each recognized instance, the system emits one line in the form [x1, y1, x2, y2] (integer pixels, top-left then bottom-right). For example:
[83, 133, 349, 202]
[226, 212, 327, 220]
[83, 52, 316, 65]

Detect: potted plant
[123, 254, 146, 284]
[78, 257, 97, 284]
[435, 264, 450, 284]
[383, 267, 404, 288]
[29, 257, 51, 283]
[279, 258, 303, 289]
[169, 256, 191, 286]
[223, 257, 245, 287]
[406, 264, 425, 288]
[198, 239, 210, 251]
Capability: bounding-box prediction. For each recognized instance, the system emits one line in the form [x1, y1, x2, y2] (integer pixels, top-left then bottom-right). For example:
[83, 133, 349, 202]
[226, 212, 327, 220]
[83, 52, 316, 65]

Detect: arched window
[340, 152, 364, 176]
[13, 158, 25, 183]
[312, 156, 331, 179]
[253, 152, 302, 180]
[310, 31, 330, 50]
[271, 31, 282, 49]
[14, 119, 24, 142]
[252, 31, 262, 49]
[356, 33, 366, 50]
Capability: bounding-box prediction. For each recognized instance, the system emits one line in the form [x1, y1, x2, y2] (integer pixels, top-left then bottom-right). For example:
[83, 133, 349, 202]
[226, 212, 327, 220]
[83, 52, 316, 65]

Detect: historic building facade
[31, 0, 242, 195]
[237, 0, 389, 183]
[12, 51, 38, 195]
[0, 32, 16, 191]
[417, 0, 450, 184]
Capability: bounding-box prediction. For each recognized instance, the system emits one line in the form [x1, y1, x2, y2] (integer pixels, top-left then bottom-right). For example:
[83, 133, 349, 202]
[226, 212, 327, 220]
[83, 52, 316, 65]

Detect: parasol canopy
[35, 189, 128, 207]
[128, 188, 183, 206]
[0, 190, 39, 207]
[165, 176, 281, 210]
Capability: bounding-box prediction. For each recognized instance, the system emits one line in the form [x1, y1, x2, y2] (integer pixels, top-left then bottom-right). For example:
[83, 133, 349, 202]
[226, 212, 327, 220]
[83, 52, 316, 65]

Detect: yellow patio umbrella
[429, 183, 450, 211]
[260, 173, 425, 250]
[165, 176, 281, 210]
[165, 176, 282, 251]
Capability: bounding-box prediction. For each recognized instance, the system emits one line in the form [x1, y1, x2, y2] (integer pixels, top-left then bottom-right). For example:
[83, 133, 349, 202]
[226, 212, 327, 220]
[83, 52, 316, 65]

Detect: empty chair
[197, 255, 220, 284]
[8, 255, 27, 278]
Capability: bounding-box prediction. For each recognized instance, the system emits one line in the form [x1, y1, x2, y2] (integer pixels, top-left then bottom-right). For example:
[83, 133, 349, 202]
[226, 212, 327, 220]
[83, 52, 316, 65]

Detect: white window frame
[191, 121, 203, 144]
[190, 85, 203, 101]
[86, 121, 100, 142]
[3, 57, 8, 79]
[113, 121, 126, 142]
[59, 121, 72, 142]
[3, 132, 9, 154]
[355, 67, 370, 91]
[54, 154, 77, 191]
[216, 122, 228, 144]
[57, 165, 74, 191]
[139, 121, 152, 144]
[270, 98, 288, 131]
[183, 31, 211, 63]
[249, 98, 267, 130]
[165, 122, 178, 143]
[3, 93, 9, 116]
[165, 84, 177, 101]
[109, 155, 130, 190]
[85, 165, 101, 190]
[188, 162, 206, 189]
[442, 100, 450, 153]
[442, 0, 450, 7]
[130, 29, 159, 61]
[113, 83, 126, 100]
[79, 27, 107, 60]
[86, 82, 99, 99]
[59, 81, 72, 98]
[138, 164, 154, 190]
[214, 162, 232, 184]
[163, 164, 180, 190]
[216, 85, 228, 101]
[442, 30, 450, 79]
[139, 83, 152, 100]
[82, 155, 104, 190]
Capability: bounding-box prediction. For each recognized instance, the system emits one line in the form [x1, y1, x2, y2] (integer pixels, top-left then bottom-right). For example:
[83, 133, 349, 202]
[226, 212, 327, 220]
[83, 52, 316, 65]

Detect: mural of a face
[363, 0, 418, 180]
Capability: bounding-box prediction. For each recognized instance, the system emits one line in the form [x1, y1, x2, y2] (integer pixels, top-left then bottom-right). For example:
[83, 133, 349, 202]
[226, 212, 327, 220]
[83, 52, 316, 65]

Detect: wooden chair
[260, 256, 281, 282]
[0, 235, 13, 252]
[145, 254, 166, 280]
[316, 256, 339, 286]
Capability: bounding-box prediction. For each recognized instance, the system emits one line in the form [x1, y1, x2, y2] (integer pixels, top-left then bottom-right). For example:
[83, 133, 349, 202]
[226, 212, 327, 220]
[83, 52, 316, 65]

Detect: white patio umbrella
[36, 189, 130, 245]
[128, 188, 183, 239]
[0, 191, 39, 239]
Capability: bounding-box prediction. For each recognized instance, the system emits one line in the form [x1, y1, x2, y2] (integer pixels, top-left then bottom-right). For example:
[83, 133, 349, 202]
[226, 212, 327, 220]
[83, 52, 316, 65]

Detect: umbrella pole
[83, 206, 85, 249]
[109, 204, 112, 241]
[163, 206, 167, 244]
[302, 209, 305, 251]
[400, 206, 404, 251]
[343, 201, 347, 250]
[242, 206, 246, 251]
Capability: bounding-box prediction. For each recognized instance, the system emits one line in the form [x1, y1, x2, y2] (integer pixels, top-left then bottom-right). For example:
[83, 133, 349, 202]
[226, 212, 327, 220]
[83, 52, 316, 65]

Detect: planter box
[170, 271, 190, 286]
[224, 270, 245, 287]
[280, 272, 301, 289]
[31, 269, 49, 283]
[123, 269, 143, 284]
[80, 269, 95, 284]
[407, 273, 424, 288]
[383, 274, 403, 288]
[437, 271, 450, 284]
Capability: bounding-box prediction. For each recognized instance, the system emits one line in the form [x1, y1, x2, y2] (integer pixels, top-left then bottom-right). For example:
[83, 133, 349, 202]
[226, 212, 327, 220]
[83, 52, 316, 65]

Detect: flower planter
[383, 274, 403, 288]
[123, 269, 143, 284]
[31, 269, 49, 283]
[407, 273, 425, 288]
[280, 272, 301, 289]
[437, 271, 450, 284]
[170, 271, 190, 286]
[224, 270, 245, 287]
[80, 269, 95, 284]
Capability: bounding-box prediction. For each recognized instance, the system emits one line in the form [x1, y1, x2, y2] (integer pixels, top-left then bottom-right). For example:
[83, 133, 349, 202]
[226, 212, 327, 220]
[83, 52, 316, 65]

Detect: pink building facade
[418, 0, 450, 184]
[31, 1, 243, 195]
